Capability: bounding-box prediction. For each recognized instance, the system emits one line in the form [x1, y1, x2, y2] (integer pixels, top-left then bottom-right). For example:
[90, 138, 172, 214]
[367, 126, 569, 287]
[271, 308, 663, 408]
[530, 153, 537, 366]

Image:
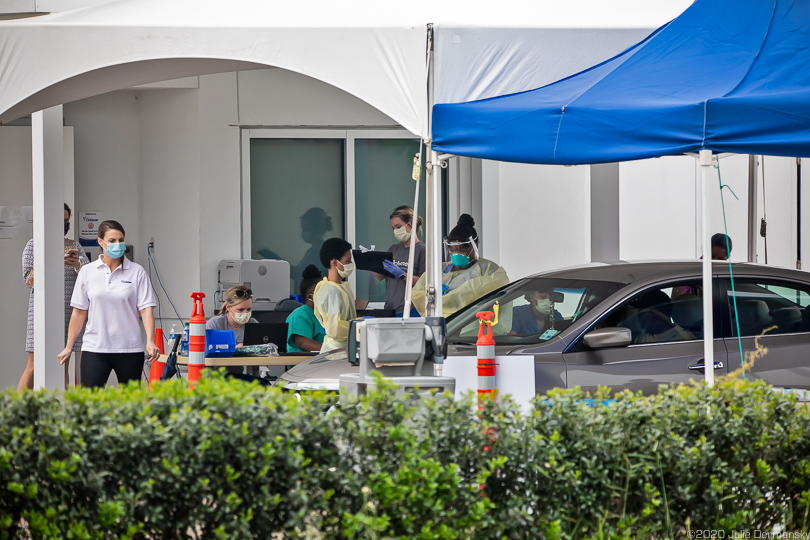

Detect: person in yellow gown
[312, 238, 357, 352]
[412, 214, 509, 318]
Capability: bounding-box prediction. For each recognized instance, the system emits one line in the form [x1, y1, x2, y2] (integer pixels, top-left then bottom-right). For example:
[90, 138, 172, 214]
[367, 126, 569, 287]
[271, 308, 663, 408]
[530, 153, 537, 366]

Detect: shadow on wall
[256, 207, 333, 293]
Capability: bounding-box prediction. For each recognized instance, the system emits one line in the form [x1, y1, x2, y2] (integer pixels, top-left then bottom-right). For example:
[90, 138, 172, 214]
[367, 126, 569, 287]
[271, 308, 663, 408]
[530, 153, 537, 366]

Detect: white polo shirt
[71, 255, 157, 353]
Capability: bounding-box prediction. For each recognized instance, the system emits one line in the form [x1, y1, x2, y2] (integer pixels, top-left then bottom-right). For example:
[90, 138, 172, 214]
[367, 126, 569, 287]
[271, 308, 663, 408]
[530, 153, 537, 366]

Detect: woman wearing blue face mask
[412, 214, 509, 318]
[57, 220, 158, 388]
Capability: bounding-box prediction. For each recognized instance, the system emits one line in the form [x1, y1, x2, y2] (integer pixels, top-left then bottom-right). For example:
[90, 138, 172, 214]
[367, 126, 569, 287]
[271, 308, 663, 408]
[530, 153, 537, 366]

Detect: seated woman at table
[207, 285, 258, 345]
[206, 285, 258, 377]
[286, 265, 325, 353]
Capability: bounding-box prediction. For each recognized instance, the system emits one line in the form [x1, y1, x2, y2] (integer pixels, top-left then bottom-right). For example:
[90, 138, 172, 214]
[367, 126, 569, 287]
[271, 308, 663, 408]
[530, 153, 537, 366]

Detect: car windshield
[446, 277, 623, 345]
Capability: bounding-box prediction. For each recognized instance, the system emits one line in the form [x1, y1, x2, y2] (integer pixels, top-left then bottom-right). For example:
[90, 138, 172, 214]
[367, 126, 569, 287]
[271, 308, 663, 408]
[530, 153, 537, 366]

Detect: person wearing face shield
[57, 220, 158, 388]
[510, 290, 564, 336]
[313, 238, 358, 352]
[412, 214, 510, 318]
[374, 205, 426, 316]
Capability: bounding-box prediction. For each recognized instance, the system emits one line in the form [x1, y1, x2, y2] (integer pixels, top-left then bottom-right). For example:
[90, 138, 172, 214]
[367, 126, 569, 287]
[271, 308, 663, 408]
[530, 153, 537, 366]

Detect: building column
[32, 106, 66, 391]
[480, 160, 499, 261]
[590, 163, 621, 262]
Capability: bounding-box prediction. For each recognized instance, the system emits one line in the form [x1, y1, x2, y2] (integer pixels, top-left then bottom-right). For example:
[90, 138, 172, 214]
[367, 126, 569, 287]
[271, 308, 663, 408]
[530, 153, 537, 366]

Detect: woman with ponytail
[375, 205, 426, 316]
[412, 214, 509, 318]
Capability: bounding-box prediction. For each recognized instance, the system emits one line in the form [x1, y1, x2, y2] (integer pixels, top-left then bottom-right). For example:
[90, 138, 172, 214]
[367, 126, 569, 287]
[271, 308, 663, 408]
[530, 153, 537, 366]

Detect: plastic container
[205, 329, 236, 358]
[167, 324, 180, 352]
[180, 322, 189, 357]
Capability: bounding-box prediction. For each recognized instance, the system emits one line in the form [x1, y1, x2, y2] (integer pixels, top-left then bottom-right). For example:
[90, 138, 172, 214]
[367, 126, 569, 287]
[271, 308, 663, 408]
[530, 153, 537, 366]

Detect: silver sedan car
[277, 261, 810, 395]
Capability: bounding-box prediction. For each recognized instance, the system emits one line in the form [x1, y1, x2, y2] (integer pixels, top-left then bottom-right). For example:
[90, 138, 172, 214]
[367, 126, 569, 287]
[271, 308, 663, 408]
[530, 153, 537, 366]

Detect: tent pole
[747, 155, 758, 263]
[699, 150, 715, 387]
[424, 146, 443, 318]
[797, 158, 802, 270]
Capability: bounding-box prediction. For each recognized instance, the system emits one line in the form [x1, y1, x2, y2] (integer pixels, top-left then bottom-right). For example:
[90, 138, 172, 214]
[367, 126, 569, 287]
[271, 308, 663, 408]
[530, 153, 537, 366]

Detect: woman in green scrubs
[286, 265, 325, 353]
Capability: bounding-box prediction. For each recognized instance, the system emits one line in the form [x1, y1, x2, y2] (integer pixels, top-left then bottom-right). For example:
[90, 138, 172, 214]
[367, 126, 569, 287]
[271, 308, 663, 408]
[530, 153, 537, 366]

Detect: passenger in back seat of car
[632, 290, 694, 344]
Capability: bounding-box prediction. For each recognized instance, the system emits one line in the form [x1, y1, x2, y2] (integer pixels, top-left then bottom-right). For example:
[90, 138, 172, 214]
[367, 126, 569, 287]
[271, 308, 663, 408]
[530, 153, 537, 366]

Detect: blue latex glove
[382, 259, 405, 279]
[442, 284, 450, 295]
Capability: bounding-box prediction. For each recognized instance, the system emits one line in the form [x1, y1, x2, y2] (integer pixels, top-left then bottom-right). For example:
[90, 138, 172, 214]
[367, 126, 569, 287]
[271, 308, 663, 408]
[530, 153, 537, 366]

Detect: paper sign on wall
[0, 206, 32, 239]
[18, 206, 33, 239]
[0, 206, 13, 239]
[79, 211, 102, 246]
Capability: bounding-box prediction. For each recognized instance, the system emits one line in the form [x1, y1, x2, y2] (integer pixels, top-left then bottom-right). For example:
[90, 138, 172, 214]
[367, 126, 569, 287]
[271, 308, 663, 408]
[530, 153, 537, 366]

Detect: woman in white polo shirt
[57, 220, 159, 388]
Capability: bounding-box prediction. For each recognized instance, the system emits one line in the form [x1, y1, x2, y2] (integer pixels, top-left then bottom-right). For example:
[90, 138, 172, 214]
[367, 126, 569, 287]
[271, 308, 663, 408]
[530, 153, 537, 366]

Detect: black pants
[81, 351, 144, 388]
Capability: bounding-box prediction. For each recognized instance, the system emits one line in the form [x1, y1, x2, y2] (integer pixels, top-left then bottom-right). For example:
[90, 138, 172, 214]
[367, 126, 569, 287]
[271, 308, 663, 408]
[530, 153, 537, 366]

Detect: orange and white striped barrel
[187, 292, 207, 388]
[475, 309, 497, 408]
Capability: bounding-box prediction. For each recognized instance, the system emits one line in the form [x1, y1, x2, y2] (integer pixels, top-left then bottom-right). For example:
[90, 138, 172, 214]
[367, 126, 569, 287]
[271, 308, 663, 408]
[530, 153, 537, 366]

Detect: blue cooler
[205, 329, 236, 357]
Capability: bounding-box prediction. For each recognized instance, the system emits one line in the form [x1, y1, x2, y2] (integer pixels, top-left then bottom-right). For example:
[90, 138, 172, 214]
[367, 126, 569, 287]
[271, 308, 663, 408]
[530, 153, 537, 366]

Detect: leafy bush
[1, 373, 809, 539]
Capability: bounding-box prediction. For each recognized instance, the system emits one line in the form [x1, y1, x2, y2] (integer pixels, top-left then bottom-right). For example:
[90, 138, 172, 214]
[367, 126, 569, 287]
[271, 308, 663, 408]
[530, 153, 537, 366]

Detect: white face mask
[232, 311, 252, 325]
[393, 226, 411, 243]
[337, 261, 354, 279]
[535, 299, 552, 314]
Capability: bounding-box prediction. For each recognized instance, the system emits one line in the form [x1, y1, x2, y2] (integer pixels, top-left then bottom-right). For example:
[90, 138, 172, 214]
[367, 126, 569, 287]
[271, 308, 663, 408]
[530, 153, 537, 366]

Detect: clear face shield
[444, 236, 479, 268]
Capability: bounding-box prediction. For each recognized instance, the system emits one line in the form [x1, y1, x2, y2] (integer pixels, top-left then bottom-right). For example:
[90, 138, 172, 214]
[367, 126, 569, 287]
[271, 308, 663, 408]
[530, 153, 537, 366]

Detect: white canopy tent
[0, 0, 693, 134]
[0, 0, 692, 388]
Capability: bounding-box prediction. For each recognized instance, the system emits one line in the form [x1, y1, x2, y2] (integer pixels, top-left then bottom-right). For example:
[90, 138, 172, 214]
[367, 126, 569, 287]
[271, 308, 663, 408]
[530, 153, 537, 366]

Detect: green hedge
[1, 374, 809, 539]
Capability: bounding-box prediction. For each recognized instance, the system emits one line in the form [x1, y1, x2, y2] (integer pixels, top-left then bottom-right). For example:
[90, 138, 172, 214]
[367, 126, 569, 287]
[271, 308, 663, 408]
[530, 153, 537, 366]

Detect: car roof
[524, 260, 810, 284]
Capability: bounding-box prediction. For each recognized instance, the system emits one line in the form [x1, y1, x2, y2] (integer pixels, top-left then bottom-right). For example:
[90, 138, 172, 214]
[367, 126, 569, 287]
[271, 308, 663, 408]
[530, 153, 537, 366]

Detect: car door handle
[688, 361, 724, 372]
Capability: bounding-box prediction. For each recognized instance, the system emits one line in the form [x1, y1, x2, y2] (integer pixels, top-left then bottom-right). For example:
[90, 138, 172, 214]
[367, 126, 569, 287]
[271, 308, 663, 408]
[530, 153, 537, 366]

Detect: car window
[727, 280, 810, 337]
[594, 280, 704, 345]
[446, 278, 623, 345]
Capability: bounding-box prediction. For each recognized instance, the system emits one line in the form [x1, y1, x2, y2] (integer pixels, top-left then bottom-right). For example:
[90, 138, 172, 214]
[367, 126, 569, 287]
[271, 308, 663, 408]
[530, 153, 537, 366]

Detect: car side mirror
[583, 327, 632, 349]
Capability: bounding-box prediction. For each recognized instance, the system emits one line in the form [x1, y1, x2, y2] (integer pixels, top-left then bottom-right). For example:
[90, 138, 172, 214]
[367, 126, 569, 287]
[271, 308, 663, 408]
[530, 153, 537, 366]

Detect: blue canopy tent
[432, 0, 810, 165]
[431, 0, 810, 384]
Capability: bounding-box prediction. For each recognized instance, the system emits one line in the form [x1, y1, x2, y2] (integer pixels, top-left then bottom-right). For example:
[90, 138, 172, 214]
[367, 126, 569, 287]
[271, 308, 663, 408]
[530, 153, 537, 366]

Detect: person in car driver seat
[511, 288, 564, 336]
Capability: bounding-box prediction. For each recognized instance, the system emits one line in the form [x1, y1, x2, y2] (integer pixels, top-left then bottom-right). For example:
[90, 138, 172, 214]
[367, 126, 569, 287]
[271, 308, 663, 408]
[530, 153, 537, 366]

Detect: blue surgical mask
[105, 242, 126, 259]
[450, 253, 470, 268]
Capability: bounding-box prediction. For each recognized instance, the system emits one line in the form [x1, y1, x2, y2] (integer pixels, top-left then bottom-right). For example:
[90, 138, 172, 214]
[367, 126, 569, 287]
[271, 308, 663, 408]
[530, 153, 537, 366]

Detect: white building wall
[198, 73, 242, 317]
[756, 156, 799, 269]
[493, 162, 591, 281]
[65, 91, 142, 256]
[138, 88, 202, 325]
[237, 69, 398, 127]
[619, 156, 696, 260]
[0, 127, 34, 390]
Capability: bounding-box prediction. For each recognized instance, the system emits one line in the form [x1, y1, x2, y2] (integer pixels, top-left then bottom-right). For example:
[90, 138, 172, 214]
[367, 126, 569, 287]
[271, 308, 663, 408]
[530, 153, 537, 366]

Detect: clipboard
[352, 250, 396, 278]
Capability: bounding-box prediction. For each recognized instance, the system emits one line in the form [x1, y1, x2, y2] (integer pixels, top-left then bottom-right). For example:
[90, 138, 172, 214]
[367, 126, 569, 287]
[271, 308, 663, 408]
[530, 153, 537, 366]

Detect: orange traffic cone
[475, 307, 498, 409]
[148, 328, 166, 388]
[187, 292, 207, 389]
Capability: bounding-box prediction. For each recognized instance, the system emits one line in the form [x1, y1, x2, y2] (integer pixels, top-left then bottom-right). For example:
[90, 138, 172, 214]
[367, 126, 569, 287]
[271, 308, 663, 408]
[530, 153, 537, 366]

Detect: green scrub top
[285, 304, 325, 353]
